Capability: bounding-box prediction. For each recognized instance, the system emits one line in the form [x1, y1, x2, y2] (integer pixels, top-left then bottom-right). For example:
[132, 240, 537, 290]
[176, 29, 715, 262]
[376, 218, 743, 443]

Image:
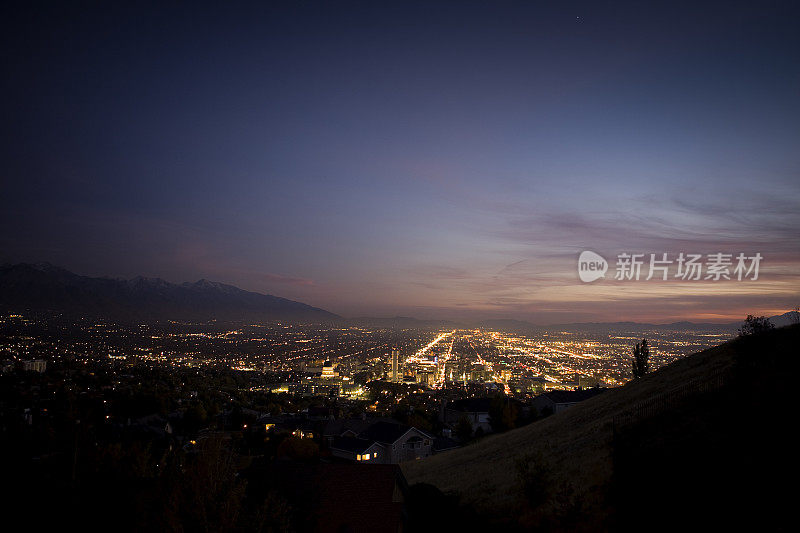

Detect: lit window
[364, 454, 370, 460]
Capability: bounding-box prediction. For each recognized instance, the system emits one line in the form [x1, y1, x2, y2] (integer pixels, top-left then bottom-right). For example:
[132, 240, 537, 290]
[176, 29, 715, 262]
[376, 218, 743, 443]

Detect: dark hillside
[403, 325, 797, 531]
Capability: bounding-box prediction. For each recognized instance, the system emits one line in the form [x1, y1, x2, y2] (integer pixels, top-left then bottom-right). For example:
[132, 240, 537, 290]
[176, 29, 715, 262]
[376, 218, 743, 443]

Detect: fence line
[612, 368, 729, 432]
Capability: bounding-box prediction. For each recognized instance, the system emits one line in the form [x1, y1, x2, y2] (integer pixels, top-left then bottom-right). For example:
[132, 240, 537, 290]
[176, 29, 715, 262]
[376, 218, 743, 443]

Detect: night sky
[2, 1, 799, 322]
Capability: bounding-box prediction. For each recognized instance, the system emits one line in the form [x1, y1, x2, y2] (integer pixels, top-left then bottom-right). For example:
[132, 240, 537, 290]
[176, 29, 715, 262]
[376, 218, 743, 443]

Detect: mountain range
[1, 263, 794, 329]
[0, 263, 339, 323]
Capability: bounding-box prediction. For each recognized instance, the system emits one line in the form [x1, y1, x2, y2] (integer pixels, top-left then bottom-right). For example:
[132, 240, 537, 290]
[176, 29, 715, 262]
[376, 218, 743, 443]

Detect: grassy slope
[402, 326, 795, 527]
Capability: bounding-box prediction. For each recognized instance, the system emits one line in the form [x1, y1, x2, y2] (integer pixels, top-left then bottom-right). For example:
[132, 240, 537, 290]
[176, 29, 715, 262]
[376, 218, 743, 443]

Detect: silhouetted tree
[407, 412, 433, 432]
[183, 403, 207, 434]
[276, 436, 319, 461]
[180, 436, 246, 531]
[489, 395, 518, 433]
[738, 315, 774, 336]
[632, 339, 650, 379]
[455, 415, 473, 442]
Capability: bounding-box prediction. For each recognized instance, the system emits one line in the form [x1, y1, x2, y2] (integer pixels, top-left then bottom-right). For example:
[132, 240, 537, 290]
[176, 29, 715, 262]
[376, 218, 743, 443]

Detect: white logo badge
[578, 251, 608, 282]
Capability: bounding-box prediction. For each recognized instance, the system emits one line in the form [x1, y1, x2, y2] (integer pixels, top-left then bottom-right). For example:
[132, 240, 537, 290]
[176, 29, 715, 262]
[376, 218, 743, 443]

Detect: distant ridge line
[0, 262, 339, 323]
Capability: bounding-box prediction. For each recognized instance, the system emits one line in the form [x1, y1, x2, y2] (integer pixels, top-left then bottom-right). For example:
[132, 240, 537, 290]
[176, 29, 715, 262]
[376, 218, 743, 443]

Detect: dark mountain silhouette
[0, 263, 339, 323]
[768, 309, 800, 327]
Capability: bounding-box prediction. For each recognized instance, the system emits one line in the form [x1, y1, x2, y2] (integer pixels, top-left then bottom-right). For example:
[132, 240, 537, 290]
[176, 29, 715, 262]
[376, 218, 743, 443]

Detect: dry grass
[401, 339, 738, 515]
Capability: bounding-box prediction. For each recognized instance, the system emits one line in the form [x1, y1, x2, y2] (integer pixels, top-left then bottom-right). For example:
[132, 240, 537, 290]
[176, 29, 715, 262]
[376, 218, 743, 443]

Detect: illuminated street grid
[1, 314, 733, 395]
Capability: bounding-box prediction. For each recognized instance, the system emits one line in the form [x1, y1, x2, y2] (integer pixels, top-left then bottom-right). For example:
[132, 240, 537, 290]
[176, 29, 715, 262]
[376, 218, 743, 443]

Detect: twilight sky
[2, 1, 799, 323]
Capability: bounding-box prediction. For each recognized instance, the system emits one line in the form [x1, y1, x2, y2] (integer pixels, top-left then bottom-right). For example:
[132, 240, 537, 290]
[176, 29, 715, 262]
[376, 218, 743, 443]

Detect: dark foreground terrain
[403, 325, 796, 531]
[3, 325, 794, 532]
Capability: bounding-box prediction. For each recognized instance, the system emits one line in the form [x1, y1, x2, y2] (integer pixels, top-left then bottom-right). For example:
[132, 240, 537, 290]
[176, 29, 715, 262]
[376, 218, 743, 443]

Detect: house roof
[360, 421, 432, 444]
[307, 406, 332, 418]
[360, 421, 412, 443]
[329, 436, 376, 454]
[322, 417, 400, 438]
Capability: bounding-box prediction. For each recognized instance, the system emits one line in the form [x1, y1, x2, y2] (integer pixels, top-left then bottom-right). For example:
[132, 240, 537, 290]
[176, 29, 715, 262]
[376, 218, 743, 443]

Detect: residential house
[326, 419, 434, 463]
[442, 397, 493, 434]
[531, 388, 608, 415]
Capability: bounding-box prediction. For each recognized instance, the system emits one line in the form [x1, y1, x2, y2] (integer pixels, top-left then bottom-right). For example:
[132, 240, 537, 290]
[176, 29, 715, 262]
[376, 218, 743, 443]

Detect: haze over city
[3, 1, 799, 322]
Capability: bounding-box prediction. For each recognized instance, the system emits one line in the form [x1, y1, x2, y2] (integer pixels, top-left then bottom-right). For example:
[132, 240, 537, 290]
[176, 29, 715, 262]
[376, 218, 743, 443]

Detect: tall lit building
[391, 349, 399, 383]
